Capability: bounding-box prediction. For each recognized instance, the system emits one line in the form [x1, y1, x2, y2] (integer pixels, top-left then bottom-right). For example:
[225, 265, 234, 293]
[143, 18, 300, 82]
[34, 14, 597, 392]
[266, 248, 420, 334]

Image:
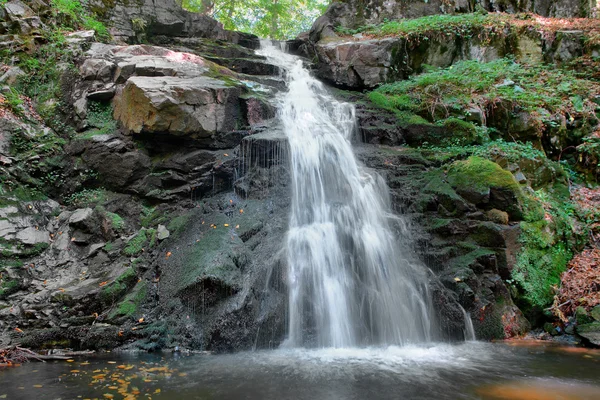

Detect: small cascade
[463, 309, 476, 341]
[258, 41, 435, 348]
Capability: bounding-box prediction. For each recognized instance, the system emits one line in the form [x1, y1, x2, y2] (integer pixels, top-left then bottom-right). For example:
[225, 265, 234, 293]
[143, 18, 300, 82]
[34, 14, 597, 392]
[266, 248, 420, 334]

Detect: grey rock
[157, 225, 170, 240]
[0, 66, 25, 85]
[69, 208, 94, 225]
[16, 227, 50, 245]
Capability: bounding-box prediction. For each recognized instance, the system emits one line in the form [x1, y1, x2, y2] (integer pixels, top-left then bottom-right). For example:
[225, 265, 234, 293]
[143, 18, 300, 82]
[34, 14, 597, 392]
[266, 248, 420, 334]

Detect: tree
[182, 0, 330, 40]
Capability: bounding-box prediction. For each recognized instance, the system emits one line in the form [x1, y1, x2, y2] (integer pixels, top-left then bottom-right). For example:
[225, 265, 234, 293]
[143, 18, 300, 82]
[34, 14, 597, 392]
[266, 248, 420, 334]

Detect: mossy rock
[576, 322, 600, 346]
[108, 281, 148, 321]
[447, 156, 523, 219]
[576, 306, 593, 325]
[99, 267, 138, 307]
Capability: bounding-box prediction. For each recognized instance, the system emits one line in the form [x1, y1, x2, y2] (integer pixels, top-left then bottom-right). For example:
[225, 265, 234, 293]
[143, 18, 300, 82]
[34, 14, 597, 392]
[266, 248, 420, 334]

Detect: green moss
[108, 281, 147, 320]
[106, 212, 124, 231]
[0, 279, 20, 299]
[123, 230, 149, 256]
[447, 156, 521, 194]
[369, 58, 599, 132]
[167, 215, 190, 236]
[100, 267, 137, 306]
[511, 187, 581, 308]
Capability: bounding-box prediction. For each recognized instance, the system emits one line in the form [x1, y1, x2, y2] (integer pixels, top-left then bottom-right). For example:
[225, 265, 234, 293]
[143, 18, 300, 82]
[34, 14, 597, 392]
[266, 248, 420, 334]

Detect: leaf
[138, 318, 144, 323]
[99, 281, 108, 287]
[224, 224, 229, 227]
[166, 252, 172, 258]
[33, 385, 43, 388]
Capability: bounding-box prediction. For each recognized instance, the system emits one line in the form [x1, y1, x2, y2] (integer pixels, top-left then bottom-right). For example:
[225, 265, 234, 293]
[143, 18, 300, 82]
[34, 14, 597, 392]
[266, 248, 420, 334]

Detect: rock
[80, 59, 116, 82]
[0, 66, 25, 85]
[114, 76, 243, 137]
[86, 0, 259, 48]
[4, 1, 34, 19]
[591, 305, 600, 322]
[546, 30, 585, 64]
[157, 225, 170, 240]
[69, 208, 94, 226]
[576, 322, 600, 346]
[487, 209, 509, 225]
[15, 227, 49, 245]
[576, 306, 593, 325]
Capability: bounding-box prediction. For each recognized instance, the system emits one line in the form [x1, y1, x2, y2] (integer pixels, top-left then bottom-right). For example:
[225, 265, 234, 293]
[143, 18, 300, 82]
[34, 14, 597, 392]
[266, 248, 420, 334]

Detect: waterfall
[258, 42, 434, 348]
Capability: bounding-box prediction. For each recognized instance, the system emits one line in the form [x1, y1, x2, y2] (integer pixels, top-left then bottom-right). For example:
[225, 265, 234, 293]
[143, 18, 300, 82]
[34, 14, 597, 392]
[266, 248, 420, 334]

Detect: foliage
[124, 229, 156, 256]
[65, 188, 107, 207]
[50, 0, 109, 40]
[372, 58, 599, 125]
[182, 0, 329, 40]
[511, 189, 581, 308]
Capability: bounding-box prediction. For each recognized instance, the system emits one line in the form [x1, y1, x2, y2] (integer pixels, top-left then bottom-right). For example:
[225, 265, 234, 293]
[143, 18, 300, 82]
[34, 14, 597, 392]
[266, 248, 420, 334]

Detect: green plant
[66, 188, 107, 207]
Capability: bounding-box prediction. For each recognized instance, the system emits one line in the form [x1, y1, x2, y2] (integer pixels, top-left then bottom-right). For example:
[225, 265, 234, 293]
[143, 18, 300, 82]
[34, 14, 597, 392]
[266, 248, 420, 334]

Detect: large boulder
[113, 76, 244, 137]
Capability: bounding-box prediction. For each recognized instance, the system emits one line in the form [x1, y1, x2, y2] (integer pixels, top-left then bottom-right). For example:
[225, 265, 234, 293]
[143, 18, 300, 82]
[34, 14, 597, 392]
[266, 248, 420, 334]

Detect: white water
[258, 42, 434, 348]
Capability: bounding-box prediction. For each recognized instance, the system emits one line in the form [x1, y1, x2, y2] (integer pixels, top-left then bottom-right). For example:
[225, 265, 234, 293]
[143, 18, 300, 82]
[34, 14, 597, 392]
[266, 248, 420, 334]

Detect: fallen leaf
[66, 359, 75, 363]
[14, 327, 23, 333]
[224, 153, 229, 157]
[454, 277, 462, 282]
[224, 224, 229, 227]
[239, 209, 244, 214]
[107, 361, 117, 364]
[70, 370, 80, 373]
[235, 225, 239, 229]
[33, 385, 43, 388]
[99, 281, 108, 287]
[138, 318, 144, 323]
[166, 252, 172, 258]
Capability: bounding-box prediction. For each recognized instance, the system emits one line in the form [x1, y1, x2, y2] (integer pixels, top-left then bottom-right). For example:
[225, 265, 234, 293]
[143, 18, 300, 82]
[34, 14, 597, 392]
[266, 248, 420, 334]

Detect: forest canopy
[181, 0, 330, 40]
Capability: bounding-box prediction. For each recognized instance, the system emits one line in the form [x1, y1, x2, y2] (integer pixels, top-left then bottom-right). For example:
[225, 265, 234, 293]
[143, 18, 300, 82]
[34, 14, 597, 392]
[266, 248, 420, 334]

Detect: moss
[100, 267, 137, 306]
[0, 279, 20, 299]
[512, 206, 575, 308]
[447, 156, 521, 194]
[167, 214, 190, 236]
[108, 281, 147, 320]
[123, 230, 149, 256]
[106, 211, 124, 231]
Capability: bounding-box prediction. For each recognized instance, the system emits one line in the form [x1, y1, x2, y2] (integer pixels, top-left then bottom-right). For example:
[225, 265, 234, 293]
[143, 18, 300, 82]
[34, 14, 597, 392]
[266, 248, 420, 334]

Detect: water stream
[258, 42, 434, 347]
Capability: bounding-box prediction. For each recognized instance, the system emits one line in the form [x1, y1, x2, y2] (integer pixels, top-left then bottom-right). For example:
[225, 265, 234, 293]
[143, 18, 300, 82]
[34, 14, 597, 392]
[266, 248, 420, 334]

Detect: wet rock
[576, 322, 600, 346]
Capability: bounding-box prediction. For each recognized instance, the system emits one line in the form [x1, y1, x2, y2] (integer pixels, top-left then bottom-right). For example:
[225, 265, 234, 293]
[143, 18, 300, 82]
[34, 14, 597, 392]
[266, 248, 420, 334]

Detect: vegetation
[371, 58, 599, 129]
[182, 0, 329, 39]
[335, 12, 600, 46]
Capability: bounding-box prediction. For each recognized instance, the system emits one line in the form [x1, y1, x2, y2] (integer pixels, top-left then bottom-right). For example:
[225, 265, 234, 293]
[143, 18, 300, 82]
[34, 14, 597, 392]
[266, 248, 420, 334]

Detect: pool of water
[1, 341, 600, 399]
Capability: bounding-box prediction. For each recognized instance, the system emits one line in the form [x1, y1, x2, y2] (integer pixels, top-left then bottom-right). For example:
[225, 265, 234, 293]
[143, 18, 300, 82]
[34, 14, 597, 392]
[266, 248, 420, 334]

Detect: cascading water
[258, 42, 434, 348]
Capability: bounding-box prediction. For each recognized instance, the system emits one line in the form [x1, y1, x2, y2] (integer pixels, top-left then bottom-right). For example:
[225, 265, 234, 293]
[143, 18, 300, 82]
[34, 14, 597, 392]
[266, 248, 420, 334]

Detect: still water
[1, 342, 600, 399]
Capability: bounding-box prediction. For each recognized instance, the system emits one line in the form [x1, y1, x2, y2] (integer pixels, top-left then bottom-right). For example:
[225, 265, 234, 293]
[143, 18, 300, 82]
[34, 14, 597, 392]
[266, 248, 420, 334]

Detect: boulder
[576, 322, 600, 346]
[113, 76, 244, 137]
